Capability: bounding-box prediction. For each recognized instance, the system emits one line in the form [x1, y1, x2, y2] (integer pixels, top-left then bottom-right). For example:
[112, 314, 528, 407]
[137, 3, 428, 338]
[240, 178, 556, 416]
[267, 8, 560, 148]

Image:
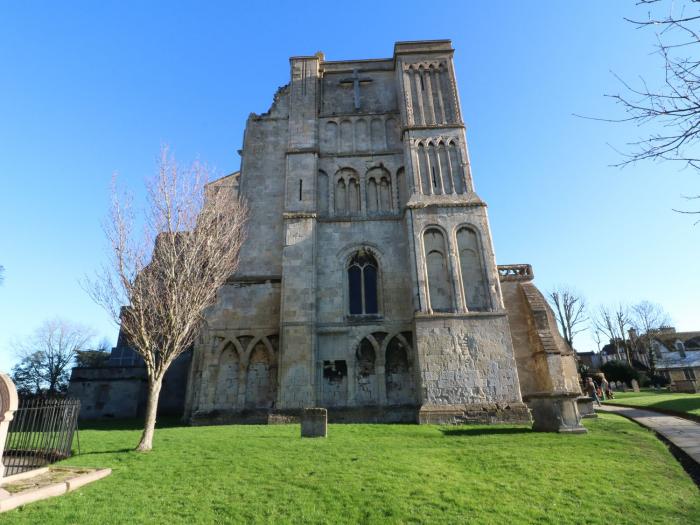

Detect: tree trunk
[136, 375, 163, 452]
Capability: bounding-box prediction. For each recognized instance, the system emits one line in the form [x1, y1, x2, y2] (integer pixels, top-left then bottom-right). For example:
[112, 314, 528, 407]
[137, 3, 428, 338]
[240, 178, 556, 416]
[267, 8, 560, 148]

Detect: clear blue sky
[1, 1, 698, 372]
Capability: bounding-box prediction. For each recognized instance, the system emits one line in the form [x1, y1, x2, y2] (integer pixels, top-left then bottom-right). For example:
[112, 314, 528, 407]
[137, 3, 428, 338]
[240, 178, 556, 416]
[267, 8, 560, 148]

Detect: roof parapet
[498, 264, 534, 282]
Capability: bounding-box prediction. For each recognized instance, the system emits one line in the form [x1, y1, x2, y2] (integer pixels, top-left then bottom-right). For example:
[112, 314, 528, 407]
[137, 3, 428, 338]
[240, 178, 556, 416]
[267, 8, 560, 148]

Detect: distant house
[651, 329, 700, 393]
[576, 351, 602, 371]
[600, 336, 649, 369]
[592, 327, 699, 392]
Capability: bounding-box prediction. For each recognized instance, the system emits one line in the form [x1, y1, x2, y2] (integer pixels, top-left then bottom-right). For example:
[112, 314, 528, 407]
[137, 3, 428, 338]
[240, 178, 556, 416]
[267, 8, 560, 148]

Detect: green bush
[601, 360, 640, 386]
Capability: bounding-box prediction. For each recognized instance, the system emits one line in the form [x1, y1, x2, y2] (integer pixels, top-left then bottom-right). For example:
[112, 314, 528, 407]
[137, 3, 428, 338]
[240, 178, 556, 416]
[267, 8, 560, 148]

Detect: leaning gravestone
[631, 379, 640, 392]
[301, 408, 327, 438]
[0, 373, 19, 482]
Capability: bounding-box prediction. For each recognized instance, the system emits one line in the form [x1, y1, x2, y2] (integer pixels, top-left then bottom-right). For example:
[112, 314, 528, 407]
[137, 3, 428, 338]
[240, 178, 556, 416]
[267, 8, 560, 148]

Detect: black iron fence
[3, 398, 81, 477]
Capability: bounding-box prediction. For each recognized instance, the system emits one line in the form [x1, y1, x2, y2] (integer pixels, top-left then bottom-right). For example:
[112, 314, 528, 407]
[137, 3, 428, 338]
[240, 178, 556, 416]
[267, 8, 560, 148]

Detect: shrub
[601, 360, 640, 386]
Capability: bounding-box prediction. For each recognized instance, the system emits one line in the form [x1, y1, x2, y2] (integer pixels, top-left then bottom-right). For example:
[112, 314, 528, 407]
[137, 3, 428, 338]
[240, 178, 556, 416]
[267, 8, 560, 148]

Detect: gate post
[0, 373, 19, 481]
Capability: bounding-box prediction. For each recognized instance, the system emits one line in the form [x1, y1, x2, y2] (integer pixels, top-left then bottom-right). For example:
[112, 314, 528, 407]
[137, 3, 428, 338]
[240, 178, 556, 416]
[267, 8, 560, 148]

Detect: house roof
[654, 331, 700, 350]
[657, 349, 700, 370]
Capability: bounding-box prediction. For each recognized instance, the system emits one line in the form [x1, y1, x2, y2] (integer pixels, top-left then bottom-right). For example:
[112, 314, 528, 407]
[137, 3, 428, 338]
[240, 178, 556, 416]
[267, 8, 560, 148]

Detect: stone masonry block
[301, 408, 328, 438]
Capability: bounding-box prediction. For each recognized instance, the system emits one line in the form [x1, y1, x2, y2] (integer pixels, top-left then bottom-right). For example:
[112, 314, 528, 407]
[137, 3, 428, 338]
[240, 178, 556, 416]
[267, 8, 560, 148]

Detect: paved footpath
[597, 404, 700, 464]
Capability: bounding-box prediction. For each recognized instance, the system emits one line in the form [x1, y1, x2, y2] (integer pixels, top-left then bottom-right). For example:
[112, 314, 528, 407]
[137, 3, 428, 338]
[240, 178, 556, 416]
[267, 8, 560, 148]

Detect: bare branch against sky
[85, 146, 248, 451]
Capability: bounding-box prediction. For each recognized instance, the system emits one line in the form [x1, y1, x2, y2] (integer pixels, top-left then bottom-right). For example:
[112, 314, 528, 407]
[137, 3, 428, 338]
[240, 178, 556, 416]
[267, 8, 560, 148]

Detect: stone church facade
[182, 40, 583, 428]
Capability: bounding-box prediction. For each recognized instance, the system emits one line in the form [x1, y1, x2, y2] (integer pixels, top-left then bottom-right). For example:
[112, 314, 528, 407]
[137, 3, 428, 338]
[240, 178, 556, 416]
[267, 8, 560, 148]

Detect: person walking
[586, 378, 602, 407]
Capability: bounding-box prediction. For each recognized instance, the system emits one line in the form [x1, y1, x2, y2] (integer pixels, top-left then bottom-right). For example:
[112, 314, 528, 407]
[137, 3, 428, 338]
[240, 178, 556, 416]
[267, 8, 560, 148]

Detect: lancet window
[348, 250, 379, 315]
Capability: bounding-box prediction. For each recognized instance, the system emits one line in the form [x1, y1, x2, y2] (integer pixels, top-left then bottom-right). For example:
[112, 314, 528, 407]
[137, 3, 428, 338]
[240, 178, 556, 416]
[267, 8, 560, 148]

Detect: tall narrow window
[418, 143, 430, 194]
[366, 178, 378, 212]
[348, 178, 360, 213]
[448, 141, 464, 194]
[335, 179, 347, 214]
[366, 167, 392, 213]
[457, 227, 489, 311]
[348, 250, 379, 315]
[317, 170, 329, 216]
[423, 228, 452, 312]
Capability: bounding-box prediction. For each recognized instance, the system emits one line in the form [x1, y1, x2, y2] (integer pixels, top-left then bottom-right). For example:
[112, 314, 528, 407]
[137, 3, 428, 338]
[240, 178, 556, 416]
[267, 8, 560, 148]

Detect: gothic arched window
[348, 250, 379, 315]
[423, 228, 453, 312]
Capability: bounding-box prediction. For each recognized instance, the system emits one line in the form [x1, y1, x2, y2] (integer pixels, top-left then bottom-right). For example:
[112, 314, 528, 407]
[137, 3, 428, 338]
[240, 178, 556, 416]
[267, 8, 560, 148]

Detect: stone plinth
[525, 392, 587, 434]
[0, 373, 19, 482]
[418, 403, 531, 425]
[301, 408, 327, 438]
[576, 396, 597, 418]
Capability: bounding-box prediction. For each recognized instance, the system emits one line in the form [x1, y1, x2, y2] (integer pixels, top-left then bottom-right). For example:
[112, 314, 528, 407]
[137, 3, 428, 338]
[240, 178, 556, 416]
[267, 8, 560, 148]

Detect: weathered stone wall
[235, 99, 289, 278]
[320, 63, 397, 116]
[315, 220, 412, 323]
[414, 314, 523, 405]
[69, 351, 190, 419]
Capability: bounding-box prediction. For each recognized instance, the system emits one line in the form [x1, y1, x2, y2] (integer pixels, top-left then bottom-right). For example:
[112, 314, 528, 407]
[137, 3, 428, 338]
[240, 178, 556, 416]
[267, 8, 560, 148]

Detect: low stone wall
[671, 380, 698, 394]
[189, 402, 536, 426]
[418, 403, 531, 425]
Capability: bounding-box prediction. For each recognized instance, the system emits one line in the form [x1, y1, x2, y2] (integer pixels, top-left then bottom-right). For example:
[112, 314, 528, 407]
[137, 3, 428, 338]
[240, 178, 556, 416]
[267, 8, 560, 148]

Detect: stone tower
[393, 41, 528, 422]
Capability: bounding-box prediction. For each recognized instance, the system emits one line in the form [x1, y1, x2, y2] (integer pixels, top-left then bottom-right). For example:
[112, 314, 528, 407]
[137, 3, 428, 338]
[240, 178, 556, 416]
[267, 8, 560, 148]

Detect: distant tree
[86, 147, 248, 451]
[593, 304, 633, 365]
[11, 319, 95, 395]
[629, 300, 672, 377]
[592, 328, 603, 352]
[548, 287, 587, 350]
[601, 360, 640, 386]
[605, 0, 700, 216]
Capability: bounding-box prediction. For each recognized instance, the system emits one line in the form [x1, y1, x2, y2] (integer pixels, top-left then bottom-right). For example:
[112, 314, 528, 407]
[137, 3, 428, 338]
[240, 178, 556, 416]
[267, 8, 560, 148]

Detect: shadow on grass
[77, 447, 134, 456]
[77, 416, 186, 432]
[650, 398, 700, 415]
[440, 427, 532, 437]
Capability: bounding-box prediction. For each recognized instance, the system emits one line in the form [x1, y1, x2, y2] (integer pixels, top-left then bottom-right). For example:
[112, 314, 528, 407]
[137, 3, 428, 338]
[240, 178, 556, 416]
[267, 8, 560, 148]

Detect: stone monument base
[576, 396, 597, 418]
[525, 392, 587, 433]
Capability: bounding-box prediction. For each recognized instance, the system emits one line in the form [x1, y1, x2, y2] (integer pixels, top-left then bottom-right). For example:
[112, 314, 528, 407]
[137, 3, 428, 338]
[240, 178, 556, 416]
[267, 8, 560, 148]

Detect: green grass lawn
[605, 390, 700, 418]
[2, 414, 698, 524]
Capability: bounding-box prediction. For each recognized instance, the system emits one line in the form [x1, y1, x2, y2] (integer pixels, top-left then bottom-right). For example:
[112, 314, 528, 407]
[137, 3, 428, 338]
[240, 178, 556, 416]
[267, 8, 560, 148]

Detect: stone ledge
[414, 311, 507, 320]
[418, 402, 531, 425]
[0, 467, 112, 513]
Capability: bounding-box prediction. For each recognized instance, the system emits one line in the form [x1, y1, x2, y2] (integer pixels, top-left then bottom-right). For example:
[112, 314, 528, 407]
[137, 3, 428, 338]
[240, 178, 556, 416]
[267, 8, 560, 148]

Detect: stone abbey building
[180, 40, 583, 428]
[71, 41, 583, 430]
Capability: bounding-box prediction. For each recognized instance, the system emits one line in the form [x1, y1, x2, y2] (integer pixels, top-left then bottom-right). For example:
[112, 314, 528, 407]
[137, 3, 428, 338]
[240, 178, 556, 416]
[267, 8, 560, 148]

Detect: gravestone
[0, 373, 19, 481]
[631, 379, 640, 392]
[301, 408, 327, 438]
[576, 396, 597, 418]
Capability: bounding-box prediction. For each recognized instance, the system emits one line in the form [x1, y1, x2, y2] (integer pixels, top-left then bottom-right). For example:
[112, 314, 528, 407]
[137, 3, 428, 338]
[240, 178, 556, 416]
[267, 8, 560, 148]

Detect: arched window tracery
[334, 169, 360, 215]
[348, 250, 379, 315]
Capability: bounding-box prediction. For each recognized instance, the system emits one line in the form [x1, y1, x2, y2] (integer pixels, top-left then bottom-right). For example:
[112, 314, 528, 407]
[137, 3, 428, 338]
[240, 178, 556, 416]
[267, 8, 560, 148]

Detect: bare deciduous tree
[86, 147, 248, 451]
[603, 0, 700, 216]
[548, 287, 588, 350]
[629, 300, 672, 374]
[593, 304, 633, 365]
[11, 319, 95, 395]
